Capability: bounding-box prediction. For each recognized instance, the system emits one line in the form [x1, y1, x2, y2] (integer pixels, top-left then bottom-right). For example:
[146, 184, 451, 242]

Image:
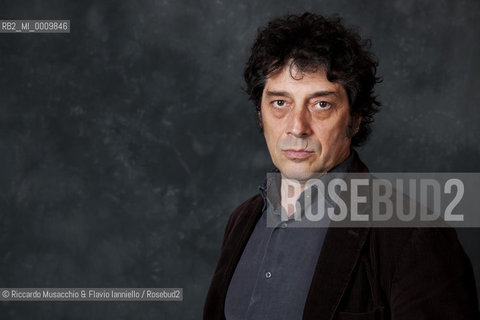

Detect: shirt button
[265, 271, 272, 279]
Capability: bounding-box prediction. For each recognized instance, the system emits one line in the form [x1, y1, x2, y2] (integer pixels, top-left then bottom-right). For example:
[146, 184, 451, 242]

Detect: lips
[282, 149, 314, 160]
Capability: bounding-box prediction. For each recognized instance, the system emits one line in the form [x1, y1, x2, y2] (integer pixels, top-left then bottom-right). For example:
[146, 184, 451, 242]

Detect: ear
[257, 108, 264, 131]
[353, 115, 362, 135]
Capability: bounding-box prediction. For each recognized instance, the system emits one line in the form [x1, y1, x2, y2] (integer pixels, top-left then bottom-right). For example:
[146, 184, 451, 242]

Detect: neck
[280, 176, 315, 217]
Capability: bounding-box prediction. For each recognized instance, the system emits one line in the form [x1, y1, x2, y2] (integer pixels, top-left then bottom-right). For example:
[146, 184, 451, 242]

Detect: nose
[286, 107, 312, 138]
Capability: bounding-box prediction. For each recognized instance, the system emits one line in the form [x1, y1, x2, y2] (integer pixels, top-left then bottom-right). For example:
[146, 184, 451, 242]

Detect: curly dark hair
[244, 12, 381, 146]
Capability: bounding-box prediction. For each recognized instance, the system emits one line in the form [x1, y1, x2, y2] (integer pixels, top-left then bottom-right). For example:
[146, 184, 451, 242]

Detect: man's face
[261, 65, 357, 181]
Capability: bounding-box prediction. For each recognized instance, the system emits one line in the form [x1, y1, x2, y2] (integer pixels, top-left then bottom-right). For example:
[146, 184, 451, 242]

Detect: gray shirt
[224, 153, 354, 320]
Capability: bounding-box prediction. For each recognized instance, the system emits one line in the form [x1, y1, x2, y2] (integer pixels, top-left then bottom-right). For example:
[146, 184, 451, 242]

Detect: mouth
[282, 149, 314, 160]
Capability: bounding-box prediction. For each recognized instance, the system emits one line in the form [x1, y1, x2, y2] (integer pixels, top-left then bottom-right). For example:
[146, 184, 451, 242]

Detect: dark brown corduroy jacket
[204, 154, 479, 319]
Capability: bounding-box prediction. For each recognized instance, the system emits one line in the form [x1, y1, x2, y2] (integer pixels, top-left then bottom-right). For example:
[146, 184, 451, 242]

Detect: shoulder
[369, 227, 478, 316]
[222, 193, 264, 243]
[369, 223, 470, 260]
[365, 227, 471, 289]
[230, 193, 264, 217]
[370, 226, 461, 247]
[369, 227, 469, 268]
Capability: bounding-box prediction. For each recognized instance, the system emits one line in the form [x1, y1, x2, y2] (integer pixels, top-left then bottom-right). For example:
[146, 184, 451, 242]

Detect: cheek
[263, 125, 281, 157]
[317, 122, 344, 140]
[263, 117, 281, 144]
[314, 119, 350, 149]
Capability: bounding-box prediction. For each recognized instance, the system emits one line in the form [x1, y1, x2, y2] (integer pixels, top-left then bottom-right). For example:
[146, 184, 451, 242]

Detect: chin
[279, 165, 318, 182]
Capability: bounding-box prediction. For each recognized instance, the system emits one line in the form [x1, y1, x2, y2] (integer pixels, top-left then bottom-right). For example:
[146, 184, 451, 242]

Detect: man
[204, 12, 479, 319]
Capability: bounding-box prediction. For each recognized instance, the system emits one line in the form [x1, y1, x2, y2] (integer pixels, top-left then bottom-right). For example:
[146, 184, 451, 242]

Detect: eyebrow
[264, 90, 339, 100]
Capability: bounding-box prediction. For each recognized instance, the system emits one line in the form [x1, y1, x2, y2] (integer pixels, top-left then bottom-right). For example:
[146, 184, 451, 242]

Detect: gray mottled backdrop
[1, 0, 479, 318]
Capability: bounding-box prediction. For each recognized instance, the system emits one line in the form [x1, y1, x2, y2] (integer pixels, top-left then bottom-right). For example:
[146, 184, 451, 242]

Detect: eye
[272, 100, 287, 109]
[313, 101, 332, 110]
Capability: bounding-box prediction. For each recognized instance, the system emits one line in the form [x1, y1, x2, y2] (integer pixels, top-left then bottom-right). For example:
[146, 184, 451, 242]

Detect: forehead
[263, 64, 344, 96]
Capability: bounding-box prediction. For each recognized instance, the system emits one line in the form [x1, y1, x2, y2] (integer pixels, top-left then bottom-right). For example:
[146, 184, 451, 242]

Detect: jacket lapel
[204, 194, 264, 320]
[303, 150, 372, 320]
[303, 227, 370, 319]
[222, 197, 264, 283]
